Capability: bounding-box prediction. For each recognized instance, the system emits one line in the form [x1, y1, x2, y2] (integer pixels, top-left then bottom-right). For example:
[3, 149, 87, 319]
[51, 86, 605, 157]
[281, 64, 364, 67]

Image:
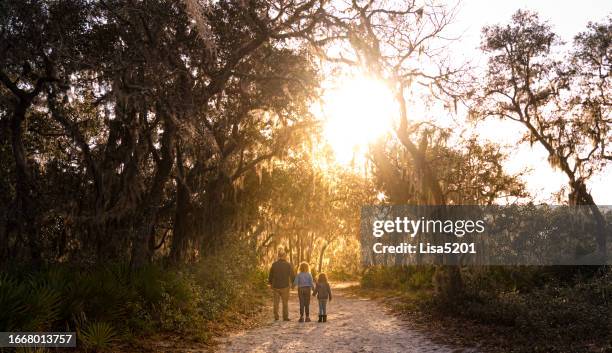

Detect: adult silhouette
[268, 249, 295, 321]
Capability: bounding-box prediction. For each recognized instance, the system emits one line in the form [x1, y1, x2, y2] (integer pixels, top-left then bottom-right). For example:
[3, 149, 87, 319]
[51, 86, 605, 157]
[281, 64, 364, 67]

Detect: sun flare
[321, 76, 397, 165]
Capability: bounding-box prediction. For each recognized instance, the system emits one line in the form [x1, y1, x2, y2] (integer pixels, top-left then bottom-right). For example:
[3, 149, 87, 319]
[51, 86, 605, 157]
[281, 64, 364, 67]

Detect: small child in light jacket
[312, 273, 332, 322]
[293, 262, 314, 322]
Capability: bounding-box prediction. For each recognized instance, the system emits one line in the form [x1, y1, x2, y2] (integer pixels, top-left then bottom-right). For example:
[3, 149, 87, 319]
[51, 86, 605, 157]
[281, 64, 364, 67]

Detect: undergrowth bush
[362, 265, 435, 291]
[362, 265, 612, 352]
[0, 264, 202, 338]
[0, 245, 267, 351]
[328, 269, 359, 282]
[450, 267, 612, 351]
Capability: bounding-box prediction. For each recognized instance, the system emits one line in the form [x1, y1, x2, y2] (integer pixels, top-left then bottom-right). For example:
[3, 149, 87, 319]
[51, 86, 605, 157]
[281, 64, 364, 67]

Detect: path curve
[216, 285, 477, 353]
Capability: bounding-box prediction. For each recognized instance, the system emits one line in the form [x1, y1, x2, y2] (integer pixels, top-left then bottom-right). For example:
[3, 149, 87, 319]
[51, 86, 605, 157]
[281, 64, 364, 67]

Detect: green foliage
[0, 247, 265, 348]
[452, 268, 612, 351]
[0, 273, 61, 331]
[363, 265, 612, 352]
[193, 243, 266, 321]
[327, 269, 359, 282]
[463, 282, 609, 332]
[79, 321, 117, 352]
[362, 266, 435, 291]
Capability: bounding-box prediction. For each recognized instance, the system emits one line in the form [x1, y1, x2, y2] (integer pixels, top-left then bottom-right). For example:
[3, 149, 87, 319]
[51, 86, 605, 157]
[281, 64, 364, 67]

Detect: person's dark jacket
[312, 282, 332, 300]
[268, 259, 295, 289]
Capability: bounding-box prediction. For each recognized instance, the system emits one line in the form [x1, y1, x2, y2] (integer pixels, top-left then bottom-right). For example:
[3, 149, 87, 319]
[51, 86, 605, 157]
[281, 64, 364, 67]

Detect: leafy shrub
[192, 243, 265, 321]
[79, 321, 117, 352]
[361, 265, 611, 352]
[361, 265, 435, 291]
[327, 269, 359, 282]
[453, 269, 612, 351]
[0, 244, 266, 349]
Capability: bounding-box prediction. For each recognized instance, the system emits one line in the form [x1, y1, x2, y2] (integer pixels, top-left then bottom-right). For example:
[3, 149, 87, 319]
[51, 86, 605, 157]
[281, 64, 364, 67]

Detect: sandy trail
[216, 284, 477, 353]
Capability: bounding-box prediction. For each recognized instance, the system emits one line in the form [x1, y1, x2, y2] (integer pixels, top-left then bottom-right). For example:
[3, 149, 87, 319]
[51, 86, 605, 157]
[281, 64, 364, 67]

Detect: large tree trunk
[588, 204, 607, 263]
[199, 174, 231, 256]
[10, 101, 42, 266]
[0, 203, 9, 267]
[131, 116, 176, 269]
[170, 144, 191, 263]
[0, 72, 49, 266]
[570, 182, 607, 263]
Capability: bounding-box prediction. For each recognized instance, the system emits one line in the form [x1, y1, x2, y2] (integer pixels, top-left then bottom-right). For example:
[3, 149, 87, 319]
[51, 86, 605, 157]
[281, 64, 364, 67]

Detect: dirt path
[216, 284, 478, 353]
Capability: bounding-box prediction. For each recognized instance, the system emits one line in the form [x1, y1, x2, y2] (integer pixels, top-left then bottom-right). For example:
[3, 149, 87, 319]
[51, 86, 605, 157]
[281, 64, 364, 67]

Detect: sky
[449, 0, 612, 204]
[456, 0, 612, 40]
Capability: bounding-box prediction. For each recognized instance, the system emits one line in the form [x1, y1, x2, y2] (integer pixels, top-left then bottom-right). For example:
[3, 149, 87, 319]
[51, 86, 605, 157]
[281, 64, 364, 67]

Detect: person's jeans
[273, 287, 290, 320]
[298, 287, 311, 317]
[318, 299, 327, 315]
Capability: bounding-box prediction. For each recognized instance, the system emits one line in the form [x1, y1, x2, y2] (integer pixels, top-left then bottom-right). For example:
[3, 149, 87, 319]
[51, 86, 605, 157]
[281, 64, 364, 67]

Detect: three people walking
[268, 249, 333, 323]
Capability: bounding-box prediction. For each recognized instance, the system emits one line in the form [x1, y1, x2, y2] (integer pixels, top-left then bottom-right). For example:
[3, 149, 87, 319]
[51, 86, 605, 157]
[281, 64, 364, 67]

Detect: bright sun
[321, 76, 397, 165]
